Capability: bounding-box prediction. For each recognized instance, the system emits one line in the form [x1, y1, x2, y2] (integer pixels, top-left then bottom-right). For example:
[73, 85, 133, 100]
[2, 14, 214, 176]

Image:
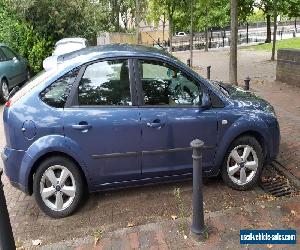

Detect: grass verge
[244, 37, 300, 51]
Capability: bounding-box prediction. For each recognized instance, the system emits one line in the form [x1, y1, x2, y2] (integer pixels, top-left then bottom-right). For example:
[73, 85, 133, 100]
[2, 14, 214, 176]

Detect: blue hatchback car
[1, 45, 280, 218]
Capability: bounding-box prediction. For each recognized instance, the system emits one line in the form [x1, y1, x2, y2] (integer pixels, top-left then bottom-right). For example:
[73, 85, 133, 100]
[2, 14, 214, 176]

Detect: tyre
[221, 136, 263, 191]
[0, 79, 9, 104]
[33, 156, 85, 218]
[26, 68, 31, 81]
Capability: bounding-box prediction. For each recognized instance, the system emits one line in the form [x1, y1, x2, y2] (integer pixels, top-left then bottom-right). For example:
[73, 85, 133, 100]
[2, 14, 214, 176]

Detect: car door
[64, 58, 142, 187]
[1, 46, 26, 85]
[135, 59, 218, 178]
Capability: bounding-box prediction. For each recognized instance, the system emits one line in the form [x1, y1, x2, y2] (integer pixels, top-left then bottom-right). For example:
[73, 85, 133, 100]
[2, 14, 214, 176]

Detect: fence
[97, 31, 169, 46]
[97, 22, 299, 52]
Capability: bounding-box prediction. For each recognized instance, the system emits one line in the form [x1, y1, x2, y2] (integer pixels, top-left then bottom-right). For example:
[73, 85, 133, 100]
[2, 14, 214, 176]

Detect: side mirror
[200, 91, 211, 109]
[12, 57, 19, 63]
[8, 86, 20, 99]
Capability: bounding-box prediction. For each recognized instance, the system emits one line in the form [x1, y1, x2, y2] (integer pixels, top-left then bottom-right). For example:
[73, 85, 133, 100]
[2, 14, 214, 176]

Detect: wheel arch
[27, 151, 89, 195]
[214, 126, 269, 172]
[230, 130, 267, 159]
[1, 75, 8, 83]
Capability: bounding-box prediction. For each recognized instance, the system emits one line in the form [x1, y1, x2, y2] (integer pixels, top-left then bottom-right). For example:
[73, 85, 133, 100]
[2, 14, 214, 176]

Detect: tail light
[5, 100, 11, 107]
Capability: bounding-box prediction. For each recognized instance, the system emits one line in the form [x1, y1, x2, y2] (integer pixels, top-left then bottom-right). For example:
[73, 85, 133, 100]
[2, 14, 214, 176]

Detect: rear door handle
[72, 123, 92, 130]
[147, 122, 161, 128]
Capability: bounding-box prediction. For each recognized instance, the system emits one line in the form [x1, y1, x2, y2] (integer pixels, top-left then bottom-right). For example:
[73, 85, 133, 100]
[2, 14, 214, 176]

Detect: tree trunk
[115, 3, 120, 32]
[246, 22, 249, 43]
[189, 0, 194, 67]
[271, 1, 278, 61]
[205, 27, 208, 51]
[169, 15, 173, 53]
[265, 14, 272, 43]
[162, 14, 166, 42]
[229, 0, 238, 85]
[205, 6, 208, 52]
[295, 18, 297, 33]
[135, 0, 141, 44]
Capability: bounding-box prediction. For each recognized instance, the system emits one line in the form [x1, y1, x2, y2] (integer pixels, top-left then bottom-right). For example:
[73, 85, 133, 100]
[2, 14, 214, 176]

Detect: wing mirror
[200, 91, 211, 109]
[12, 57, 19, 63]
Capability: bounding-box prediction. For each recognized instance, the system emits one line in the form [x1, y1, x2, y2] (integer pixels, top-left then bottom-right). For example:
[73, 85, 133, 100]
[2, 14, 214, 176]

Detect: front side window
[138, 60, 202, 106]
[78, 59, 131, 106]
[40, 68, 79, 108]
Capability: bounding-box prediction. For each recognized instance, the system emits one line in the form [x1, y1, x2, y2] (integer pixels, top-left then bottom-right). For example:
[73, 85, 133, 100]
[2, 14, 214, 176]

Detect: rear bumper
[1, 147, 30, 194]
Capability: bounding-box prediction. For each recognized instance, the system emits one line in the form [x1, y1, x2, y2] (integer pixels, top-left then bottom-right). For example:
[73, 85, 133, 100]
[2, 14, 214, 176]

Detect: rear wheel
[33, 156, 85, 218]
[221, 136, 263, 190]
[0, 79, 9, 104]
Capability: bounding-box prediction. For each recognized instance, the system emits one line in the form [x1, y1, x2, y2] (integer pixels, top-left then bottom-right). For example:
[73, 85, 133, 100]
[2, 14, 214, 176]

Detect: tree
[283, 0, 300, 32]
[148, 0, 183, 52]
[271, 0, 277, 61]
[194, 0, 229, 52]
[120, 0, 135, 31]
[229, 0, 238, 85]
[1, 0, 111, 73]
[135, 0, 141, 44]
[189, 0, 194, 66]
[257, 0, 273, 43]
[146, 0, 168, 42]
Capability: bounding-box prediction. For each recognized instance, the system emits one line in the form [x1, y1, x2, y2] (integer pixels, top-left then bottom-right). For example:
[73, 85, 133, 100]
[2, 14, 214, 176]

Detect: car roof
[57, 44, 176, 66]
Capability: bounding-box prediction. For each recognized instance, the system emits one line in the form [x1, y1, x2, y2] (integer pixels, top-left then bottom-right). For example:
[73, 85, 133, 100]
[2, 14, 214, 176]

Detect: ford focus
[1, 45, 280, 218]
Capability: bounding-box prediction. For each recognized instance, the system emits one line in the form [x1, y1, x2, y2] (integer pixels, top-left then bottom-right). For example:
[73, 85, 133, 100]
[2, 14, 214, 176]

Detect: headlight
[265, 104, 276, 118]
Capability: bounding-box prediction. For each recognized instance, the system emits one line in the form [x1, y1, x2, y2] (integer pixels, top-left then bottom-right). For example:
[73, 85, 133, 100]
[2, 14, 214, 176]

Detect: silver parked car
[0, 44, 29, 103]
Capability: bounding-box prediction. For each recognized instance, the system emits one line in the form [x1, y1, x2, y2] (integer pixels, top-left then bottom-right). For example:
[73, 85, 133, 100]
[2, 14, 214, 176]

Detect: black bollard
[190, 139, 207, 241]
[187, 59, 191, 67]
[207, 66, 211, 80]
[244, 76, 251, 90]
[0, 170, 16, 250]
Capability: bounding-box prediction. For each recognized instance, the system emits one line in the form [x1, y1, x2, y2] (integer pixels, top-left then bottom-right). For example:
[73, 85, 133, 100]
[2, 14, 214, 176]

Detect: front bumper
[266, 122, 280, 163]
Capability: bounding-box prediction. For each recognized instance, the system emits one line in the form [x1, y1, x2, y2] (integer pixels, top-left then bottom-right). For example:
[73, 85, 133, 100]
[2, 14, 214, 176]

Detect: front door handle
[146, 119, 164, 129]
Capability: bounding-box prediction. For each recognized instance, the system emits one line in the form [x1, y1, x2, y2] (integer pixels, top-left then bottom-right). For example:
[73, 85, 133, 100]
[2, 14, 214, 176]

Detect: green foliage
[283, 0, 300, 19]
[0, 3, 52, 73]
[194, 0, 230, 31]
[247, 9, 266, 23]
[28, 39, 52, 73]
[0, 0, 112, 73]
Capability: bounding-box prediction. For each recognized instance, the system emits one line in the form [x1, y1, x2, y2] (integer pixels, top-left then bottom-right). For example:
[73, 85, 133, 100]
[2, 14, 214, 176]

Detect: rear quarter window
[40, 68, 79, 108]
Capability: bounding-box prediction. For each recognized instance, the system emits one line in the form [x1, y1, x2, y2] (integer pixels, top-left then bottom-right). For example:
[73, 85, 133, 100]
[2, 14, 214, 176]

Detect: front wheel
[221, 136, 263, 190]
[33, 156, 85, 218]
[0, 79, 9, 104]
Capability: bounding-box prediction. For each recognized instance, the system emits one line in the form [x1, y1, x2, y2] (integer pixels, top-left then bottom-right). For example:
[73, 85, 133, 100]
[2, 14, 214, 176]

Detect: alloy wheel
[227, 145, 259, 186]
[40, 165, 76, 211]
[2, 81, 9, 101]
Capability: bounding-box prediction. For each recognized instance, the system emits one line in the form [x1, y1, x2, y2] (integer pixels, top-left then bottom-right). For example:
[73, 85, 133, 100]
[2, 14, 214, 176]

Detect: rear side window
[78, 59, 131, 106]
[0, 49, 6, 62]
[40, 68, 79, 108]
[1, 47, 17, 60]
